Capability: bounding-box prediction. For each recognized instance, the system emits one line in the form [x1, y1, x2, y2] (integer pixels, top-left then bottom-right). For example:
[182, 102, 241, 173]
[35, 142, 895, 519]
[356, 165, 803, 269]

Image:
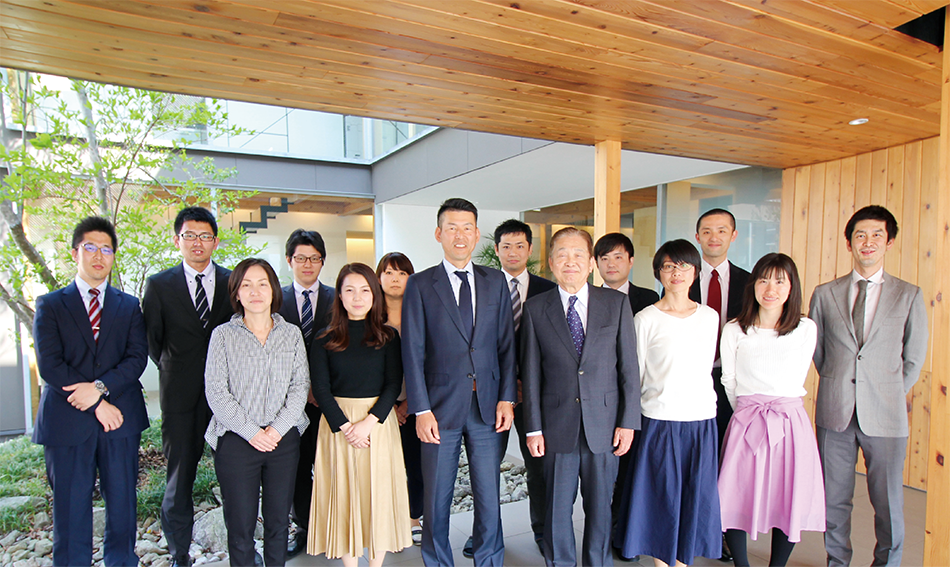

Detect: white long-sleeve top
[719, 317, 817, 410]
[634, 304, 718, 421]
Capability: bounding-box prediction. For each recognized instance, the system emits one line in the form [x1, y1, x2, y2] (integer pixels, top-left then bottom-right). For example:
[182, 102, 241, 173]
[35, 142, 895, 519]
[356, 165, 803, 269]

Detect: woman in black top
[306, 262, 411, 567]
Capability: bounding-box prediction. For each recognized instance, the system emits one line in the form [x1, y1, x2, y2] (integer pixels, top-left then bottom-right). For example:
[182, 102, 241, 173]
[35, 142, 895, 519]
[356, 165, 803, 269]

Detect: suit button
[467, 374, 473, 379]
[470, 347, 475, 352]
[852, 379, 856, 383]
[578, 370, 584, 376]
[857, 355, 863, 360]
[575, 398, 580, 403]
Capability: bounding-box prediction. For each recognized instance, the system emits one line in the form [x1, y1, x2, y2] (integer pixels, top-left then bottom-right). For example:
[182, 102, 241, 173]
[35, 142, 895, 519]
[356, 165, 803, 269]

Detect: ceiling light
[849, 118, 869, 125]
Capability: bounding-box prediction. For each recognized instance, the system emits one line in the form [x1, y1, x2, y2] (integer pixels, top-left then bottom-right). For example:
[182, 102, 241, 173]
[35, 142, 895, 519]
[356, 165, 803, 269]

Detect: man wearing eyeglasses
[33, 216, 148, 567]
[277, 229, 335, 558]
[142, 207, 234, 567]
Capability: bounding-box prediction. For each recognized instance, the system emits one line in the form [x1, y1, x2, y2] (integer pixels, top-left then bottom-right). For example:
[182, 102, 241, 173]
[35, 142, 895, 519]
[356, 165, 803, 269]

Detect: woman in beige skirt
[308, 262, 412, 567]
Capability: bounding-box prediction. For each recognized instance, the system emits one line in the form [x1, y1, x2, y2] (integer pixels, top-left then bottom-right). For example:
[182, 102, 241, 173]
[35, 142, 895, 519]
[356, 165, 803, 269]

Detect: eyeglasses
[293, 255, 324, 265]
[77, 242, 114, 256]
[179, 232, 216, 242]
[659, 262, 693, 273]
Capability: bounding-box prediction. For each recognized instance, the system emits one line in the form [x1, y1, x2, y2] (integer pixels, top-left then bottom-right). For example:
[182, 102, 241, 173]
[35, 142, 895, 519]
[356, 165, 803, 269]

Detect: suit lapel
[830, 276, 857, 343]
[170, 264, 202, 327]
[473, 266, 491, 341]
[432, 266, 468, 340]
[864, 273, 900, 344]
[282, 285, 300, 326]
[95, 286, 121, 349]
[208, 264, 231, 329]
[314, 283, 334, 328]
[579, 290, 605, 365]
[63, 282, 96, 351]
[544, 291, 579, 363]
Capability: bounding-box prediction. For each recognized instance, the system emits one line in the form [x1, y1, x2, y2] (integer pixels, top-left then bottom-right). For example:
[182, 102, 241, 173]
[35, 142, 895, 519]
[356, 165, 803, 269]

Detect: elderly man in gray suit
[809, 205, 928, 567]
[521, 227, 640, 567]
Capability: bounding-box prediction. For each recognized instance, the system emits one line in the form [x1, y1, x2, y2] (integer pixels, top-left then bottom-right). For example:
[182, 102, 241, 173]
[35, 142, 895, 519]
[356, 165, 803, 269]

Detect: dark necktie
[708, 269, 722, 361]
[853, 279, 868, 348]
[195, 274, 210, 329]
[567, 295, 585, 357]
[88, 288, 101, 342]
[510, 278, 522, 332]
[455, 271, 473, 341]
[301, 289, 314, 341]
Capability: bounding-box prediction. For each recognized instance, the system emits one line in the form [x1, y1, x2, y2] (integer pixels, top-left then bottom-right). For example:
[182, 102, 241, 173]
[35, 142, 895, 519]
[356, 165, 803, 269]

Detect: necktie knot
[89, 288, 99, 298]
[569, 295, 578, 307]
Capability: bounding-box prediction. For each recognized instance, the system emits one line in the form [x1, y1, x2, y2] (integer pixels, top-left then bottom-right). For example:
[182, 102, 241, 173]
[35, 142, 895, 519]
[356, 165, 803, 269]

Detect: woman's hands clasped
[340, 415, 379, 449]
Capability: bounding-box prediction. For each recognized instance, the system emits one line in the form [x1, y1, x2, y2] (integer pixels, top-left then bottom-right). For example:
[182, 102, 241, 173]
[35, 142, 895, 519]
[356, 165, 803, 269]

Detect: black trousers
[712, 366, 733, 457]
[400, 413, 425, 520]
[161, 403, 212, 562]
[502, 402, 546, 539]
[290, 403, 321, 530]
[215, 429, 300, 567]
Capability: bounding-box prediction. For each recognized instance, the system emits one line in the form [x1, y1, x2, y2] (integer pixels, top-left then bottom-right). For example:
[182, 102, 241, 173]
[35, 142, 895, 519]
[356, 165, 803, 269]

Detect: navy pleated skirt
[615, 416, 722, 565]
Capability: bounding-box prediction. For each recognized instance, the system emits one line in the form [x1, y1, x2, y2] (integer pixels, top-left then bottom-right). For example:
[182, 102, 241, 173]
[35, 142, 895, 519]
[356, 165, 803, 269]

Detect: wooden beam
[340, 200, 375, 216]
[923, 7, 950, 564]
[594, 139, 621, 286]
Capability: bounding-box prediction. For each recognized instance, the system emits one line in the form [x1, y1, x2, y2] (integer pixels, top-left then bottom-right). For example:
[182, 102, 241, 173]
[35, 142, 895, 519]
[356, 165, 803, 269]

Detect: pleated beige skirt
[307, 397, 413, 560]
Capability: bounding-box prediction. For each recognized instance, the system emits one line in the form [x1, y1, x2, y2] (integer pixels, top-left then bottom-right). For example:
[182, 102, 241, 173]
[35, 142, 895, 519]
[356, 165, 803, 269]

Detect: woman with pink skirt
[718, 253, 825, 567]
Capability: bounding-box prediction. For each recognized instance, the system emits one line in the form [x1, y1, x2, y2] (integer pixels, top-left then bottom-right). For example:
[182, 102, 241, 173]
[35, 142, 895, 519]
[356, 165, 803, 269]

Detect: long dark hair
[320, 263, 394, 352]
[734, 253, 803, 337]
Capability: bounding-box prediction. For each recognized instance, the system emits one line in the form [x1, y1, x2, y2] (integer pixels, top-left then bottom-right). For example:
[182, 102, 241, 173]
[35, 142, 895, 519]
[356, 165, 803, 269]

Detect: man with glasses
[33, 216, 148, 567]
[277, 229, 335, 558]
[143, 207, 234, 567]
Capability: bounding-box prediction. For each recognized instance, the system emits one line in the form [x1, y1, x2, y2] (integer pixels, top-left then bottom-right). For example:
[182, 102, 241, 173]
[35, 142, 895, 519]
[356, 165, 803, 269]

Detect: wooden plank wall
[781, 137, 939, 490]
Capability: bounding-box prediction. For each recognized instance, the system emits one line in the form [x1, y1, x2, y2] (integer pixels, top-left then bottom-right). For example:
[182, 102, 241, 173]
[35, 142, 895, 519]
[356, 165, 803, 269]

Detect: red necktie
[708, 270, 722, 361]
[88, 288, 101, 342]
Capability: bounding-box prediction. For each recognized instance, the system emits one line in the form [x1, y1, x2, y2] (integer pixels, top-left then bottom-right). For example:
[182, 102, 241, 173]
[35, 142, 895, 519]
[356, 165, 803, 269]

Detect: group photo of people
[30, 197, 928, 567]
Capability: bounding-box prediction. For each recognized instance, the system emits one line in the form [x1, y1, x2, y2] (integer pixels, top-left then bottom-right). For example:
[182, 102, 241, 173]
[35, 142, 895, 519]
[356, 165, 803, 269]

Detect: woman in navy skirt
[616, 239, 722, 567]
[718, 253, 824, 566]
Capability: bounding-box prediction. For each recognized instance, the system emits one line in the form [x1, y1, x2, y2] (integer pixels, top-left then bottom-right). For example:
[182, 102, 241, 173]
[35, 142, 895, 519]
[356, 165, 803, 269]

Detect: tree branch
[0, 200, 61, 292]
[73, 81, 111, 217]
[0, 280, 35, 329]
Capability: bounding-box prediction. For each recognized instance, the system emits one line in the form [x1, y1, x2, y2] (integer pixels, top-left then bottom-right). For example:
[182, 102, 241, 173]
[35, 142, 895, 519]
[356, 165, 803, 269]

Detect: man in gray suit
[809, 205, 928, 567]
[522, 227, 640, 567]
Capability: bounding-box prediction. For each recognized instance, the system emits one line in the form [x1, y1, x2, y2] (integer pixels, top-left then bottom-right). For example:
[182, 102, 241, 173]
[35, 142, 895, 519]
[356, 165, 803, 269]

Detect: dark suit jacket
[521, 286, 640, 454]
[627, 283, 659, 317]
[32, 282, 148, 447]
[689, 261, 750, 320]
[402, 263, 517, 430]
[277, 282, 334, 352]
[516, 273, 557, 353]
[142, 263, 233, 414]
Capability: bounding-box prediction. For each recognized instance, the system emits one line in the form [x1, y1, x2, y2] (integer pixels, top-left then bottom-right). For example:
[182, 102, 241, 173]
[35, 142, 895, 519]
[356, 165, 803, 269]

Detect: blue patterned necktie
[301, 289, 314, 340]
[455, 271, 474, 341]
[567, 295, 585, 357]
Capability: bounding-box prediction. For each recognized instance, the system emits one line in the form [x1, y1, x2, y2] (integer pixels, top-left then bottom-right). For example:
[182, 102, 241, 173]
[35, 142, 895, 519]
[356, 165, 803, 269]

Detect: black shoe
[719, 534, 733, 562]
[534, 535, 544, 556]
[462, 536, 474, 558]
[614, 546, 638, 562]
[170, 557, 192, 567]
[254, 550, 264, 566]
[287, 529, 307, 558]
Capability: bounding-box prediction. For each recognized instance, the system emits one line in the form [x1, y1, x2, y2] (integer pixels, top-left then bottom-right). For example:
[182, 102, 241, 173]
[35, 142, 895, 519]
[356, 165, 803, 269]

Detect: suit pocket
[603, 389, 618, 407]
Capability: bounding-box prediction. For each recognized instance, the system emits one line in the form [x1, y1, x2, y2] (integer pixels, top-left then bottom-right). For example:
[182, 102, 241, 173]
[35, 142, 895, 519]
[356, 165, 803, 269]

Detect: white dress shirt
[183, 262, 215, 309]
[603, 281, 630, 294]
[442, 258, 476, 323]
[849, 268, 884, 342]
[507, 268, 530, 306]
[293, 280, 322, 321]
[75, 277, 108, 311]
[699, 259, 731, 329]
[557, 283, 589, 333]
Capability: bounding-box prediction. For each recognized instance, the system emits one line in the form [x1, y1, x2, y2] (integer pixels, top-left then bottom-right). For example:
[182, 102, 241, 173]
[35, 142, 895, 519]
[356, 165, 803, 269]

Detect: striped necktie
[195, 274, 210, 328]
[301, 290, 314, 340]
[510, 278, 522, 331]
[88, 288, 101, 342]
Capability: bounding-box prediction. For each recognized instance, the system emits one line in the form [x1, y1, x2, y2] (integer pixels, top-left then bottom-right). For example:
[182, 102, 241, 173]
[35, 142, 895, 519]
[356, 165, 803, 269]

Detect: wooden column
[594, 139, 621, 285]
[924, 9, 950, 564]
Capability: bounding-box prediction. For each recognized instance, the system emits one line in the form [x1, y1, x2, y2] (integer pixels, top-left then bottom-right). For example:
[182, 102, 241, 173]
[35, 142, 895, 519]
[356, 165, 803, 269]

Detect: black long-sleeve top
[310, 319, 402, 432]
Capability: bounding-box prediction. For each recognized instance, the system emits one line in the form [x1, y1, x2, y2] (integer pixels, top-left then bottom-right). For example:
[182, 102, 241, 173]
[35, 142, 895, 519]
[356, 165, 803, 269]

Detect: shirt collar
[293, 280, 321, 295]
[75, 276, 108, 299]
[558, 282, 589, 309]
[442, 258, 474, 279]
[851, 267, 884, 285]
[183, 261, 214, 280]
[506, 268, 530, 289]
[701, 258, 729, 279]
[603, 281, 630, 294]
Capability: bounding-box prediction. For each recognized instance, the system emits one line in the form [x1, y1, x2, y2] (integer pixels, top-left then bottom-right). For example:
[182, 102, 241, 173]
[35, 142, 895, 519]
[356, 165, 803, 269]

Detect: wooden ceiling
[2, 0, 948, 168]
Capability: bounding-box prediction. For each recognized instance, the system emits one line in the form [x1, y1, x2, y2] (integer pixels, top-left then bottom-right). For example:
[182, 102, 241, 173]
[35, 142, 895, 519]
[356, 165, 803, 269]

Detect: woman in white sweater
[718, 253, 824, 567]
[615, 239, 722, 567]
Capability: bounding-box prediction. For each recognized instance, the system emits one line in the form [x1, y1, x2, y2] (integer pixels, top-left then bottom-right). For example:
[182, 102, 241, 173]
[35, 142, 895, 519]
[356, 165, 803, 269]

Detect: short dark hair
[844, 205, 898, 242]
[72, 216, 118, 251]
[437, 198, 478, 227]
[376, 252, 415, 278]
[652, 239, 701, 282]
[549, 227, 593, 257]
[493, 219, 532, 246]
[734, 253, 803, 337]
[228, 258, 282, 316]
[696, 208, 737, 233]
[284, 229, 327, 260]
[174, 206, 218, 236]
[594, 232, 634, 259]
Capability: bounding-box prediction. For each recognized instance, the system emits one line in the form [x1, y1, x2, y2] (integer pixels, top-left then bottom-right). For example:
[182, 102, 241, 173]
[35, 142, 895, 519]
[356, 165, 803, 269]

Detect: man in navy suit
[33, 216, 148, 567]
[402, 198, 517, 566]
[142, 207, 233, 567]
[277, 228, 335, 558]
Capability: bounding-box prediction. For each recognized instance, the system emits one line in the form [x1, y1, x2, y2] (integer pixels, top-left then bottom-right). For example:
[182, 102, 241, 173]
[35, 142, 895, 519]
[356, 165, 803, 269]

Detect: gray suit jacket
[809, 272, 928, 437]
[521, 285, 640, 454]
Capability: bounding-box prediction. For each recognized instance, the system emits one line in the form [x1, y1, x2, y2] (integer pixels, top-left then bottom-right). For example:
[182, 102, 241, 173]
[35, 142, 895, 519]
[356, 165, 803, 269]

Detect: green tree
[0, 70, 259, 330]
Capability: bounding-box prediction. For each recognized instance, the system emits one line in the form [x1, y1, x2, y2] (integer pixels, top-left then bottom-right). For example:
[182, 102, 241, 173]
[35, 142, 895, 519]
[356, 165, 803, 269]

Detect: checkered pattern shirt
[204, 313, 310, 449]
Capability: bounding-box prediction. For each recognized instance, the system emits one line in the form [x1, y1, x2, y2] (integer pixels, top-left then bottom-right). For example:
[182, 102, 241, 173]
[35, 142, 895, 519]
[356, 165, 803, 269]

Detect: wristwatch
[94, 380, 109, 397]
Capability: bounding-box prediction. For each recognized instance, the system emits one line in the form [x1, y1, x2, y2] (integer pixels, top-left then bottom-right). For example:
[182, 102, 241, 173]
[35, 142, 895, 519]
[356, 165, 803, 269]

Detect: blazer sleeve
[615, 295, 641, 430]
[268, 327, 310, 437]
[495, 275, 518, 404]
[204, 328, 260, 442]
[520, 304, 543, 433]
[96, 297, 149, 399]
[808, 289, 825, 374]
[902, 287, 929, 394]
[142, 276, 164, 366]
[401, 275, 431, 415]
[32, 295, 87, 400]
